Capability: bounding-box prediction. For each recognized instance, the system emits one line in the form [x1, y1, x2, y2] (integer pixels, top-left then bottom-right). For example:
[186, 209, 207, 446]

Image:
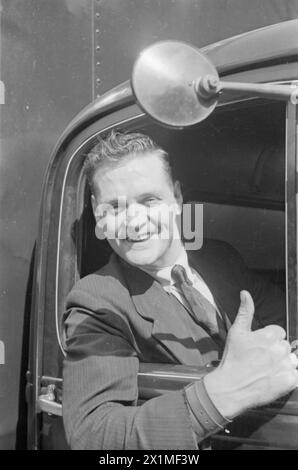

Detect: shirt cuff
[184, 377, 232, 440]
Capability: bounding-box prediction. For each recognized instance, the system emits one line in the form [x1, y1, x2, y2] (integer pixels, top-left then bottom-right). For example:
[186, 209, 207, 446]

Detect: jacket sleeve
[62, 304, 199, 450]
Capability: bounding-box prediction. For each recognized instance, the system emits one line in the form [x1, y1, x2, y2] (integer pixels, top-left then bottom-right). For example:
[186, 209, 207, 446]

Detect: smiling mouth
[126, 233, 153, 242]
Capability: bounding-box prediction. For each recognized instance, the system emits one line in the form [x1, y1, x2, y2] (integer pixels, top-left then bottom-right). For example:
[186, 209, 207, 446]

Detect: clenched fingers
[253, 324, 286, 344]
[289, 352, 298, 369]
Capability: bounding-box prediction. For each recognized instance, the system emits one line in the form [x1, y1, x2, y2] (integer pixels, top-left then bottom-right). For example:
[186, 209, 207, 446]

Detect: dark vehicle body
[1, 1, 298, 450]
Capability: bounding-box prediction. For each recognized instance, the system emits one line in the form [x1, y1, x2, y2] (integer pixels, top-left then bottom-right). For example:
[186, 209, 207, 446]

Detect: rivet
[96, 29, 100, 34]
[96, 61, 101, 66]
[96, 45, 100, 51]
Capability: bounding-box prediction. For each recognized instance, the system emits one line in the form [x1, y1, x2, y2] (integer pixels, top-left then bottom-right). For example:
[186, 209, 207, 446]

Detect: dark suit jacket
[62, 240, 285, 450]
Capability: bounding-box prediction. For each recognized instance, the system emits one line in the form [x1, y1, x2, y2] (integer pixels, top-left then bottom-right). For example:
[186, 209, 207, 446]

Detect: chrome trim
[37, 397, 62, 417]
[138, 372, 202, 380]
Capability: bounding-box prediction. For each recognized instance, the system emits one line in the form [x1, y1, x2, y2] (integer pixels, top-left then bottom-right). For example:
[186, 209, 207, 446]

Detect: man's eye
[97, 204, 120, 218]
[111, 203, 128, 214]
[144, 197, 159, 205]
[111, 201, 125, 210]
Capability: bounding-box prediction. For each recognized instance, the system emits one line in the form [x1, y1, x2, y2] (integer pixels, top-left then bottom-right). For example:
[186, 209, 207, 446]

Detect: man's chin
[109, 238, 173, 268]
[122, 251, 159, 268]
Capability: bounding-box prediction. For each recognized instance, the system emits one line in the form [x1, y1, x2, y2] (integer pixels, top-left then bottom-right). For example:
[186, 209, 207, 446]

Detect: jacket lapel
[118, 257, 208, 365]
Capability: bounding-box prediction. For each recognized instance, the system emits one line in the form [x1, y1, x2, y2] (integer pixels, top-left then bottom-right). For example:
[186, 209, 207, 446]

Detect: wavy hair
[84, 130, 174, 195]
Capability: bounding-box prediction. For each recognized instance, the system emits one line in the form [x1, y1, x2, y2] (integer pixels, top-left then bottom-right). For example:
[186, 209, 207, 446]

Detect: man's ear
[173, 180, 183, 213]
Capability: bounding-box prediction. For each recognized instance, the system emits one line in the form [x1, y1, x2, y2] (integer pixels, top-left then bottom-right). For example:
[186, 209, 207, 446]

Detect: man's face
[91, 151, 183, 269]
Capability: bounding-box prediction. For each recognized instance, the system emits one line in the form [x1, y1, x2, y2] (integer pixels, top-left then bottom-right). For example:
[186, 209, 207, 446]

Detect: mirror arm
[132, 41, 298, 127]
[195, 75, 297, 102]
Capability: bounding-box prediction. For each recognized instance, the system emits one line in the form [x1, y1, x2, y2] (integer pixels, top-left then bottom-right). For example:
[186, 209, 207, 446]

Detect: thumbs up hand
[204, 291, 298, 420]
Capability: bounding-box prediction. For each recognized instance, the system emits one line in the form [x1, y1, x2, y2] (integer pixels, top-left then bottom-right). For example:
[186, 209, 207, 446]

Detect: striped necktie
[171, 264, 227, 348]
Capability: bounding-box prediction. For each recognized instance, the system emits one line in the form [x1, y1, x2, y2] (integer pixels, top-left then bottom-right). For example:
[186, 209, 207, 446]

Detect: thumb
[233, 290, 255, 332]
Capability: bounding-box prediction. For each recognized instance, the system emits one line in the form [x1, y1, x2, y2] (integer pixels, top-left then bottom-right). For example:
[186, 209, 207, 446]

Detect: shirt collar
[140, 248, 194, 287]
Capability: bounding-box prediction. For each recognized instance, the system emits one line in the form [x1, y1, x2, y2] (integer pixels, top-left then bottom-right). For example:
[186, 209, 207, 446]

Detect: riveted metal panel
[95, 0, 298, 95]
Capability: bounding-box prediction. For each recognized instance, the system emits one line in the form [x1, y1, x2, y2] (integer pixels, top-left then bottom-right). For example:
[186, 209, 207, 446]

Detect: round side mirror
[131, 41, 219, 128]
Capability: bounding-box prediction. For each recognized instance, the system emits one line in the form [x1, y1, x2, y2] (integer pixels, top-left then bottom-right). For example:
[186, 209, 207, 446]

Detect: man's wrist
[184, 377, 232, 439]
[203, 368, 242, 420]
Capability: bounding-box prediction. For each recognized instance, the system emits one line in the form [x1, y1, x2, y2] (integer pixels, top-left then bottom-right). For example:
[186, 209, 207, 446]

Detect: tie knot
[171, 264, 193, 287]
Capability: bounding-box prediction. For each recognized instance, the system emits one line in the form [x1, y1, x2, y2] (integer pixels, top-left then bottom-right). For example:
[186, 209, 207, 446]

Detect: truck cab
[27, 20, 298, 449]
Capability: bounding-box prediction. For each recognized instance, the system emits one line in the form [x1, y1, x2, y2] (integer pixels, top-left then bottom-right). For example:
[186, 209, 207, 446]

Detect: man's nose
[126, 203, 147, 229]
[126, 203, 146, 218]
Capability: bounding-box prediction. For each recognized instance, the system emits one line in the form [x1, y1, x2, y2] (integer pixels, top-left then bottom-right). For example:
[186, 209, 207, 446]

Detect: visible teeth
[127, 234, 149, 241]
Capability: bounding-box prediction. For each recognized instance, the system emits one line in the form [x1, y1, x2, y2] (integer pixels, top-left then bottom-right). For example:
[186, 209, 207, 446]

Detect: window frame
[285, 101, 298, 343]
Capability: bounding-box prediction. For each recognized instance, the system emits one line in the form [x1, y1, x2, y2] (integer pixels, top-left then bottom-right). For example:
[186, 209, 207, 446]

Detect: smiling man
[62, 131, 297, 450]
[90, 141, 183, 269]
